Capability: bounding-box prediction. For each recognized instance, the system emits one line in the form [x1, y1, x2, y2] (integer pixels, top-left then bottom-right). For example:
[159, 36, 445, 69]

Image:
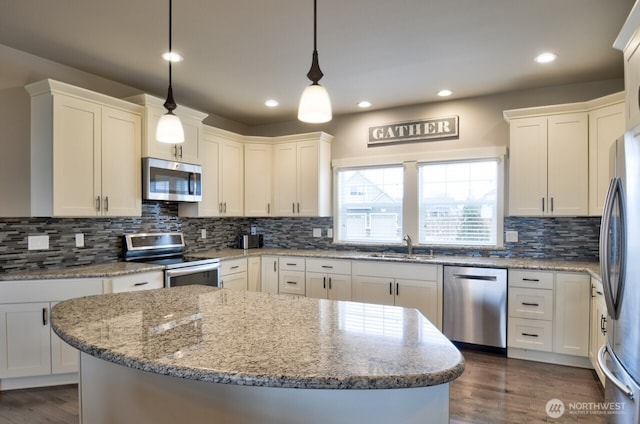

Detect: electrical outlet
[505, 231, 518, 243]
[313, 228, 322, 237]
[327, 228, 333, 238]
[250, 226, 257, 235]
[201, 229, 207, 239]
[75, 233, 85, 248]
[28, 235, 49, 250]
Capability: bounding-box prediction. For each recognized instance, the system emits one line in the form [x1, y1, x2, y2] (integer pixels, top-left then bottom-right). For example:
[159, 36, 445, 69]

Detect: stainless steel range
[123, 232, 219, 288]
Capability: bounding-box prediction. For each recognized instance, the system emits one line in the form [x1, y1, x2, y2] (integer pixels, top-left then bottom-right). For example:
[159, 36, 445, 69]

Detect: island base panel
[79, 353, 450, 424]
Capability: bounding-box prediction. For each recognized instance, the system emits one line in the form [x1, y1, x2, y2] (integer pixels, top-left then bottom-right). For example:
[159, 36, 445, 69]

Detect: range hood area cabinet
[126, 94, 208, 165]
[179, 126, 244, 217]
[272, 132, 333, 217]
[26, 79, 143, 217]
[504, 92, 624, 217]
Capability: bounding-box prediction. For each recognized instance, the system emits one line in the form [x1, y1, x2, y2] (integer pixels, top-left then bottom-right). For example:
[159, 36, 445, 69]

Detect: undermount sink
[365, 252, 436, 261]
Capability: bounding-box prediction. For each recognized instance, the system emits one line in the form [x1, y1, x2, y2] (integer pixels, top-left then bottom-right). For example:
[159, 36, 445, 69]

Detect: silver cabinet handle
[104, 196, 109, 212]
[321, 265, 333, 269]
[173, 145, 178, 158]
[220, 280, 224, 288]
[273, 261, 277, 272]
[42, 307, 48, 326]
[597, 345, 634, 400]
[179, 145, 183, 159]
[134, 282, 149, 287]
[286, 281, 297, 285]
[396, 282, 399, 296]
[297, 202, 300, 213]
[286, 263, 297, 266]
[292, 203, 295, 214]
[267, 203, 270, 215]
[542, 197, 545, 212]
[328, 277, 332, 290]
[389, 282, 392, 295]
[230, 265, 239, 270]
[522, 302, 539, 307]
[224, 202, 227, 213]
[323, 276, 326, 289]
[522, 278, 539, 282]
[219, 203, 223, 213]
[550, 197, 554, 212]
[521, 333, 539, 338]
[96, 196, 101, 211]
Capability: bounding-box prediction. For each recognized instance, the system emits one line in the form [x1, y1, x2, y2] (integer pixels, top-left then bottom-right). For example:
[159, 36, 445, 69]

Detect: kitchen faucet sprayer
[403, 234, 413, 256]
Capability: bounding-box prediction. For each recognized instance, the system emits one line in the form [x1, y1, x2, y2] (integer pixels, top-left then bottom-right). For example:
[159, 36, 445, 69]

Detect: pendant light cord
[306, 0, 324, 84]
[164, 0, 177, 112]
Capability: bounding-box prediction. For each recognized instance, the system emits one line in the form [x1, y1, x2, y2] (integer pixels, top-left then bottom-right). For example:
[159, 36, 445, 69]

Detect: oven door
[165, 262, 220, 288]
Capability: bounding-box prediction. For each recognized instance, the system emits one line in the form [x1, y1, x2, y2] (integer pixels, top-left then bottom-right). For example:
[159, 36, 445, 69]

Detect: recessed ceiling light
[357, 101, 372, 108]
[437, 89, 453, 97]
[265, 99, 279, 108]
[534, 52, 557, 64]
[162, 51, 183, 62]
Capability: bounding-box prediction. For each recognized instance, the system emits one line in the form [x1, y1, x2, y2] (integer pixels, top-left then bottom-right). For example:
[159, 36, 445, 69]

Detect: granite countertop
[51, 285, 465, 390]
[193, 248, 602, 280]
[0, 262, 164, 281]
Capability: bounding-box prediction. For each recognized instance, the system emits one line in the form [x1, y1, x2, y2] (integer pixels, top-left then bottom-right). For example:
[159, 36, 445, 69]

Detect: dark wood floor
[0, 349, 604, 424]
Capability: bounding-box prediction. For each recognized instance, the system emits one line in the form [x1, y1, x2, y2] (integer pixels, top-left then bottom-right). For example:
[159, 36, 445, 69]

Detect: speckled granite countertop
[0, 248, 601, 281]
[193, 248, 602, 280]
[51, 285, 465, 390]
[0, 261, 164, 281]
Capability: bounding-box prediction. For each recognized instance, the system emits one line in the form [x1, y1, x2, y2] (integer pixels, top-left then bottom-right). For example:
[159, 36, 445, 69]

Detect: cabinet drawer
[508, 270, 554, 289]
[108, 272, 164, 293]
[306, 258, 351, 275]
[508, 288, 553, 320]
[279, 257, 305, 271]
[221, 258, 248, 275]
[508, 317, 553, 352]
[279, 270, 306, 295]
[0, 278, 103, 302]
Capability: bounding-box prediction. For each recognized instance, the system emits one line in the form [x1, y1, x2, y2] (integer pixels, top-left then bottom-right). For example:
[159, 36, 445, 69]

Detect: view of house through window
[336, 166, 404, 243]
[418, 160, 498, 245]
[336, 158, 500, 247]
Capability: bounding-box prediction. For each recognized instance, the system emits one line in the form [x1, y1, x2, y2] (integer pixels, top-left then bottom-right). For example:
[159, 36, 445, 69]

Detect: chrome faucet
[403, 234, 413, 256]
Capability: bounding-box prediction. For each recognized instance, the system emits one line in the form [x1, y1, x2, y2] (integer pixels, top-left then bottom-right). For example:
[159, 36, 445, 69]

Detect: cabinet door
[244, 143, 273, 216]
[395, 278, 440, 327]
[247, 257, 261, 292]
[101, 106, 142, 217]
[221, 272, 248, 291]
[306, 272, 328, 299]
[327, 273, 352, 301]
[297, 140, 319, 216]
[588, 102, 624, 215]
[273, 142, 298, 216]
[261, 256, 279, 294]
[554, 272, 590, 356]
[53, 94, 102, 216]
[352, 276, 394, 306]
[50, 301, 79, 374]
[0, 303, 51, 378]
[179, 131, 221, 217]
[177, 114, 201, 164]
[624, 34, 640, 129]
[142, 106, 200, 163]
[279, 270, 306, 296]
[220, 139, 244, 216]
[547, 113, 588, 216]
[508, 117, 548, 216]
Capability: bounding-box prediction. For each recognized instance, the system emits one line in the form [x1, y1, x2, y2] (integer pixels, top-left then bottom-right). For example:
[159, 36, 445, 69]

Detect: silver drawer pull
[286, 263, 297, 266]
[321, 265, 333, 269]
[522, 333, 539, 338]
[521, 302, 539, 307]
[522, 278, 540, 282]
[286, 281, 297, 285]
[230, 265, 240, 270]
[134, 282, 149, 287]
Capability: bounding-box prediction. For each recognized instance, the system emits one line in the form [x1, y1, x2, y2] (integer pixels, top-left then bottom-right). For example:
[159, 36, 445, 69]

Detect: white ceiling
[0, 0, 635, 126]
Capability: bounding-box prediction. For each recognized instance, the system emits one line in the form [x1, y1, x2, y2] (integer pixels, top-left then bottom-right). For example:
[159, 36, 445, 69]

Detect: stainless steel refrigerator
[598, 127, 640, 423]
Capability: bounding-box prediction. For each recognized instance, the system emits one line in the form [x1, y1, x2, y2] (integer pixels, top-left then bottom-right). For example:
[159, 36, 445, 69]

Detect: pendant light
[156, 0, 185, 143]
[298, 0, 332, 123]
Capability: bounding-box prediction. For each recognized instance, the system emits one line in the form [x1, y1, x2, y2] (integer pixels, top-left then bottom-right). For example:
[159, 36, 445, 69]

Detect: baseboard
[507, 347, 592, 368]
[0, 373, 78, 391]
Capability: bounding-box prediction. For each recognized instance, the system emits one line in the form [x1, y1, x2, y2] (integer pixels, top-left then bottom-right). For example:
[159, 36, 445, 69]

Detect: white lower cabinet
[247, 257, 261, 292]
[261, 256, 279, 294]
[0, 278, 103, 390]
[278, 257, 306, 296]
[507, 269, 591, 367]
[305, 259, 352, 301]
[220, 258, 248, 291]
[589, 277, 607, 386]
[352, 261, 442, 330]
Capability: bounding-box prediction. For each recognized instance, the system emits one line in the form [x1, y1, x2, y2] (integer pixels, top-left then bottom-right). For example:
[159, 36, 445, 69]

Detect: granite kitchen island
[51, 285, 464, 424]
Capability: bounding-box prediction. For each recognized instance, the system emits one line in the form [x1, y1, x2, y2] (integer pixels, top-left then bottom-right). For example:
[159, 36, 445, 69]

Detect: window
[418, 160, 498, 246]
[336, 166, 403, 243]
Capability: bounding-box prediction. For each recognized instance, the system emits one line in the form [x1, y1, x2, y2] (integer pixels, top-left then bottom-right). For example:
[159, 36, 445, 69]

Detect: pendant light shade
[156, 0, 185, 144]
[298, 0, 332, 123]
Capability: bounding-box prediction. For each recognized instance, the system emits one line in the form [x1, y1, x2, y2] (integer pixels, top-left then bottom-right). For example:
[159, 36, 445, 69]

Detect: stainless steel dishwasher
[443, 266, 507, 351]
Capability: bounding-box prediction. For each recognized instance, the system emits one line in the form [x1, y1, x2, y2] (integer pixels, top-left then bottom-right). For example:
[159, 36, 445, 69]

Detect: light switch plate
[75, 233, 84, 248]
[201, 229, 207, 239]
[28, 235, 49, 250]
[327, 228, 333, 238]
[313, 228, 322, 237]
[505, 231, 518, 243]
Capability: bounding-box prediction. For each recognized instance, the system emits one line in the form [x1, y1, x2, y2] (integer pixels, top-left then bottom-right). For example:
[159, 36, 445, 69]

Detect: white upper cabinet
[614, 8, 640, 130]
[505, 93, 623, 217]
[244, 141, 273, 217]
[272, 133, 332, 217]
[126, 94, 207, 164]
[588, 96, 625, 215]
[26, 79, 143, 217]
[179, 126, 243, 217]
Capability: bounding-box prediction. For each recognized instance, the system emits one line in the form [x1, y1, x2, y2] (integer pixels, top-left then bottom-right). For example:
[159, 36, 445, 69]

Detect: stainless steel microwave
[143, 157, 202, 202]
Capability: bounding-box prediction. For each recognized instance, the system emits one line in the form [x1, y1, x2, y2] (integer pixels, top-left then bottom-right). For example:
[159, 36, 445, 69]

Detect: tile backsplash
[0, 201, 600, 274]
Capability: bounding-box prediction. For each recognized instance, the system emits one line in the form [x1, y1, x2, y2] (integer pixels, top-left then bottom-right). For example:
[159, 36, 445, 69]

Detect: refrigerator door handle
[597, 344, 634, 400]
[599, 177, 626, 319]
